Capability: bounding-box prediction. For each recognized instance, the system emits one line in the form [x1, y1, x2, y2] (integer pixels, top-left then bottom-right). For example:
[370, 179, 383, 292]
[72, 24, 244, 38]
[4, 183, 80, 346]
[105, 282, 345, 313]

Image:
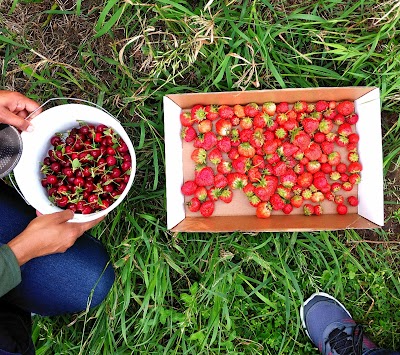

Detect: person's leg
[0, 180, 115, 316]
[300, 292, 400, 355]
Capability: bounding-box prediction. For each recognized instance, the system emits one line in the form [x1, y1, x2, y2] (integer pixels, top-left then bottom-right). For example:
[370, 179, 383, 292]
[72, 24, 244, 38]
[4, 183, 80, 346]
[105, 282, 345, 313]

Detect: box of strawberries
[163, 87, 384, 232]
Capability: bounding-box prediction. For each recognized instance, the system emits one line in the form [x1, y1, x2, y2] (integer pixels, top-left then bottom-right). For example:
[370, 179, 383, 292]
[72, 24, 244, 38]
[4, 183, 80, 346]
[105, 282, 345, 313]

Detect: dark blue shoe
[300, 292, 378, 355]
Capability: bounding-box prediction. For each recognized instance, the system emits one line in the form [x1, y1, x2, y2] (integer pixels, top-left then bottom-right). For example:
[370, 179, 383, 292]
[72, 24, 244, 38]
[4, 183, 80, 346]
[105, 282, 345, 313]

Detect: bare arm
[8, 210, 104, 266]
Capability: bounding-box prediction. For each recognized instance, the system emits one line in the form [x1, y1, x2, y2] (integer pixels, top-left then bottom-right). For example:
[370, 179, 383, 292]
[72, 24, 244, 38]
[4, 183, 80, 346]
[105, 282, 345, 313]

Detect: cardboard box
[164, 87, 384, 232]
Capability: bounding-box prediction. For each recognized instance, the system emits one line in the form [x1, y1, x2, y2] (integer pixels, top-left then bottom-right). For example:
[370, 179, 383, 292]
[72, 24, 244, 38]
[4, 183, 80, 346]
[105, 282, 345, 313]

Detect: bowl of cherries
[13, 103, 136, 222]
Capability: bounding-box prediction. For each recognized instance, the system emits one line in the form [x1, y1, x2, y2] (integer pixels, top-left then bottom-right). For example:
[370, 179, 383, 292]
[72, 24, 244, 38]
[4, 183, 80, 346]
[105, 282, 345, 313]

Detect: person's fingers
[0, 106, 33, 132]
[16, 109, 29, 119]
[47, 209, 75, 224]
[17, 96, 41, 115]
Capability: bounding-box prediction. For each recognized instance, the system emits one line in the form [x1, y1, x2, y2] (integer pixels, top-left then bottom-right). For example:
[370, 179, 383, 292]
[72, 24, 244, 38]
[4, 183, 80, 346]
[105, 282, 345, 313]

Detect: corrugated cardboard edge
[171, 214, 380, 232]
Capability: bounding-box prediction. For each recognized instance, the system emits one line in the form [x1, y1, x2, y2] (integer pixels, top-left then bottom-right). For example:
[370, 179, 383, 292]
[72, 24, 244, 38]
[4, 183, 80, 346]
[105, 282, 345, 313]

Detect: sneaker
[300, 292, 378, 355]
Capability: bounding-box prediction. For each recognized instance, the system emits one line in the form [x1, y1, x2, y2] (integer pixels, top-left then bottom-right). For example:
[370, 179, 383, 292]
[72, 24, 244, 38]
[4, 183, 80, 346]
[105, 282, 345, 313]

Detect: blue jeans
[0, 180, 114, 353]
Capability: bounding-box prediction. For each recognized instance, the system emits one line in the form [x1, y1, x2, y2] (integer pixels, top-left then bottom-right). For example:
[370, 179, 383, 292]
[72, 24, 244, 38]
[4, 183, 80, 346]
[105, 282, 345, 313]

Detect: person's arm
[0, 244, 21, 298]
[0, 90, 42, 131]
[7, 210, 104, 266]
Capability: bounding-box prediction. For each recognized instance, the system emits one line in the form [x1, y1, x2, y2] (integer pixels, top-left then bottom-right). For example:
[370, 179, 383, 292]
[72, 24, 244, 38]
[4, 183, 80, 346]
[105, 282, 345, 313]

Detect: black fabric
[0, 300, 34, 355]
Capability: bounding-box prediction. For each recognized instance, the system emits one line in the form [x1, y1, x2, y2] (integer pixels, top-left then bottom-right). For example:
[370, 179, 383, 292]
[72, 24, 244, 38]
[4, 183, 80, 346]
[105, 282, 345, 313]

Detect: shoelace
[328, 324, 363, 355]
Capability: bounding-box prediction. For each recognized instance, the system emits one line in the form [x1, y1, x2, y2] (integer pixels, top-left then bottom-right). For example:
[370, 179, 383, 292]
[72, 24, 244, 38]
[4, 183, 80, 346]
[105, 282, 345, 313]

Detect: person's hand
[0, 90, 42, 132]
[7, 210, 104, 266]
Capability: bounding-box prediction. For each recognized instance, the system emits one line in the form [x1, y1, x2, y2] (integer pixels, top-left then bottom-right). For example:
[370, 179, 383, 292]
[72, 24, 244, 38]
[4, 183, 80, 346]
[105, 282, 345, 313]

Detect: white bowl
[14, 103, 136, 223]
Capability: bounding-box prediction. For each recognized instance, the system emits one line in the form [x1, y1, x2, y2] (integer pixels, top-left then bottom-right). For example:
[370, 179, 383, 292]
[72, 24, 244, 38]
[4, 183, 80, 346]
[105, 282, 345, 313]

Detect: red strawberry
[291, 129, 311, 151]
[314, 205, 323, 216]
[244, 103, 259, 117]
[279, 142, 299, 158]
[253, 112, 273, 129]
[276, 102, 289, 113]
[348, 133, 359, 144]
[334, 195, 345, 205]
[243, 183, 255, 197]
[331, 182, 342, 192]
[254, 176, 278, 201]
[276, 112, 288, 126]
[342, 182, 353, 192]
[208, 187, 221, 201]
[263, 139, 279, 155]
[215, 119, 232, 136]
[233, 104, 246, 118]
[228, 147, 239, 160]
[311, 192, 324, 203]
[297, 172, 313, 188]
[200, 200, 215, 217]
[208, 148, 223, 165]
[191, 148, 207, 164]
[216, 136, 232, 153]
[293, 100, 308, 113]
[256, 202, 272, 218]
[270, 193, 285, 210]
[247, 167, 262, 183]
[319, 119, 334, 134]
[303, 204, 315, 216]
[277, 185, 291, 200]
[327, 151, 341, 166]
[315, 100, 328, 112]
[290, 195, 303, 208]
[349, 173, 361, 185]
[337, 123, 353, 137]
[280, 169, 297, 188]
[198, 119, 212, 133]
[266, 152, 280, 165]
[187, 197, 201, 212]
[205, 104, 219, 121]
[202, 131, 218, 150]
[335, 135, 349, 147]
[275, 127, 288, 140]
[194, 186, 208, 201]
[248, 194, 261, 208]
[336, 101, 354, 116]
[272, 160, 287, 176]
[219, 188, 233, 203]
[346, 113, 359, 125]
[252, 155, 265, 170]
[304, 143, 322, 161]
[313, 175, 328, 190]
[181, 180, 198, 196]
[214, 173, 228, 188]
[249, 128, 265, 148]
[180, 111, 194, 126]
[302, 118, 319, 134]
[181, 126, 197, 142]
[348, 162, 362, 174]
[282, 204, 293, 214]
[333, 113, 345, 126]
[195, 166, 215, 186]
[306, 160, 321, 174]
[336, 162, 347, 174]
[321, 162, 332, 174]
[240, 117, 253, 130]
[227, 172, 248, 189]
[321, 141, 334, 155]
[323, 108, 336, 120]
[239, 128, 253, 142]
[347, 195, 359, 206]
[313, 132, 326, 144]
[232, 156, 251, 174]
[217, 160, 232, 175]
[191, 104, 207, 122]
[262, 102, 277, 116]
[218, 105, 234, 119]
[302, 189, 313, 200]
[230, 115, 240, 126]
[336, 204, 348, 215]
[329, 171, 341, 181]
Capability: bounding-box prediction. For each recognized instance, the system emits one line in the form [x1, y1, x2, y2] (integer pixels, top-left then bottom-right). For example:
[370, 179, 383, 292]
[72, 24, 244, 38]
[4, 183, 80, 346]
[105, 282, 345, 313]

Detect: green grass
[1, 0, 400, 353]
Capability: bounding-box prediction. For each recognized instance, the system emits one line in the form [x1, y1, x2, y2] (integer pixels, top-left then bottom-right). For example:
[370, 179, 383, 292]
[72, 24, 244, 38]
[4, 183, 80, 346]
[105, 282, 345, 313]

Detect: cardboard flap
[163, 96, 185, 229]
[355, 88, 384, 226]
[171, 214, 379, 232]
